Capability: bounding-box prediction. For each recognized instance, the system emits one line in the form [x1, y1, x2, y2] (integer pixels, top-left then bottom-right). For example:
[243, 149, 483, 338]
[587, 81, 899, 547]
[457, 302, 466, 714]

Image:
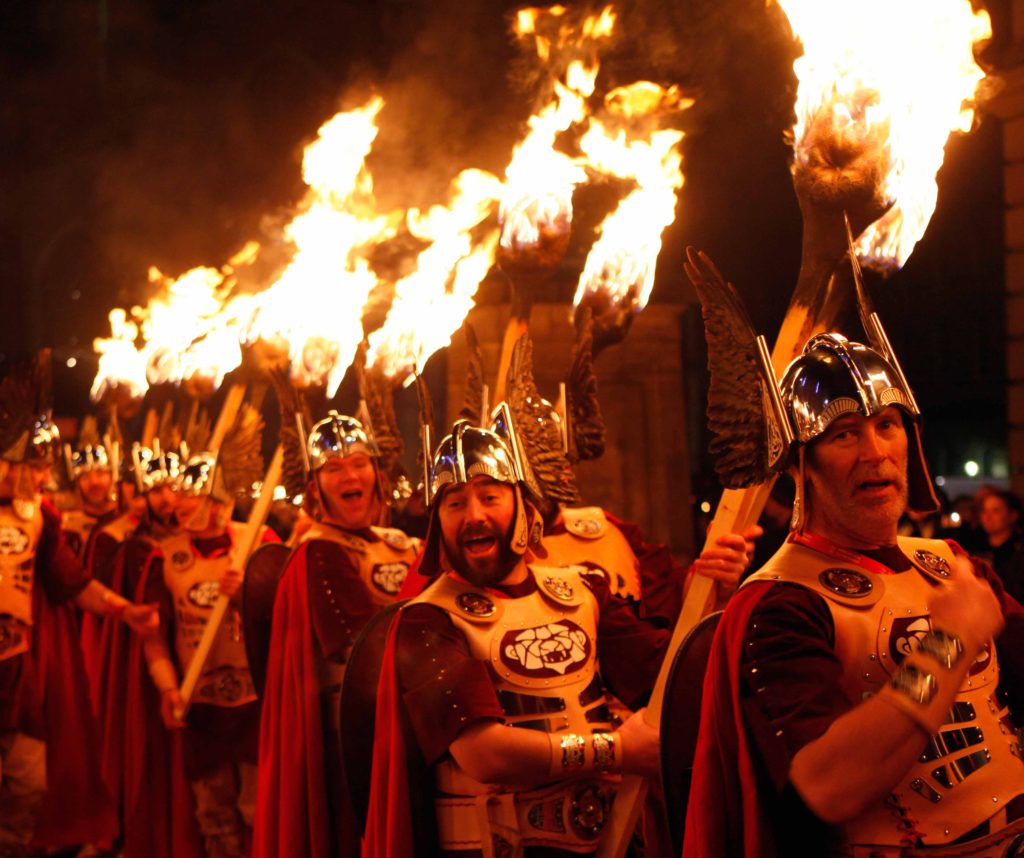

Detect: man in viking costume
[0, 353, 157, 855]
[254, 406, 421, 858]
[682, 295, 1024, 855]
[59, 418, 119, 560]
[140, 405, 277, 858]
[364, 411, 675, 858]
[80, 440, 191, 858]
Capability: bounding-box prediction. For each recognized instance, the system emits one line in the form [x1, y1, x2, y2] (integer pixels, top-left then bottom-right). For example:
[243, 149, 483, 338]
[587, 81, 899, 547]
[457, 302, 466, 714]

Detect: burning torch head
[780, 332, 938, 529]
[419, 419, 541, 578]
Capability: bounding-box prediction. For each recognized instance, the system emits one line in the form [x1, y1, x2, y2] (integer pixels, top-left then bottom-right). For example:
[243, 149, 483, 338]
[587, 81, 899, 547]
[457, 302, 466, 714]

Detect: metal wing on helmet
[685, 248, 791, 488]
[0, 350, 57, 465]
[268, 367, 311, 499]
[567, 306, 606, 463]
[217, 403, 265, 497]
[457, 324, 487, 426]
[354, 344, 403, 472]
[505, 333, 579, 506]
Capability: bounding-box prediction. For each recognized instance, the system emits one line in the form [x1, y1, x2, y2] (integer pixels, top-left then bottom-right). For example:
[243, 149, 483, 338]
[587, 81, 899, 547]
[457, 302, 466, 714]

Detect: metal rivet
[869, 654, 877, 661]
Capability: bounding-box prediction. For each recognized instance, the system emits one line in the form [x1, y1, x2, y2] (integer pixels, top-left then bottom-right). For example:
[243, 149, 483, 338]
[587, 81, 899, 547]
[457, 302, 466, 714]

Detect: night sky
[0, 0, 1011, 490]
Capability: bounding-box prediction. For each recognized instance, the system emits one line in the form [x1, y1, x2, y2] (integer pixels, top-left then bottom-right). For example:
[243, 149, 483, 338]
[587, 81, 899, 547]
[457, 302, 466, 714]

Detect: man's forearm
[73, 578, 127, 617]
[791, 636, 981, 823]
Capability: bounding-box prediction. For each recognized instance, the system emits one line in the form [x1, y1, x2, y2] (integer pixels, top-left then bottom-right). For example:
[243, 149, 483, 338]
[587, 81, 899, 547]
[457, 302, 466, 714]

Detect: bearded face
[438, 477, 520, 589]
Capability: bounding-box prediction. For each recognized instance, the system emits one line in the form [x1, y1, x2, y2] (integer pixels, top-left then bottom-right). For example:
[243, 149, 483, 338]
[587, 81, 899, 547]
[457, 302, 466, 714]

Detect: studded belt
[436, 779, 617, 854]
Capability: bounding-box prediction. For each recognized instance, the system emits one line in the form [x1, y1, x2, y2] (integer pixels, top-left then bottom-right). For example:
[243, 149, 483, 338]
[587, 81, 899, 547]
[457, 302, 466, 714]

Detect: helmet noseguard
[780, 333, 918, 443]
[306, 412, 379, 472]
[130, 442, 180, 494]
[780, 333, 937, 525]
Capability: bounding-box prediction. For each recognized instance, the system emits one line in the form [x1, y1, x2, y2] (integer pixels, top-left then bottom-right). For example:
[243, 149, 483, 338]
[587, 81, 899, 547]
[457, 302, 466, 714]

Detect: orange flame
[366, 169, 503, 383]
[499, 6, 615, 257]
[574, 83, 689, 312]
[242, 96, 397, 395]
[777, 0, 991, 269]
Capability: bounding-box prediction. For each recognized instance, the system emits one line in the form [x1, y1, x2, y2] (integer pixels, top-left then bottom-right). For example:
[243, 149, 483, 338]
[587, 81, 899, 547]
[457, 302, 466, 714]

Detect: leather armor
[61, 507, 100, 561]
[157, 522, 256, 707]
[300, 522, 419, 608]
[0, 501, 43, 661]
[746, 536, 1024, 849]
[542, 507, 642, 602]
[415, 565, 617, 855]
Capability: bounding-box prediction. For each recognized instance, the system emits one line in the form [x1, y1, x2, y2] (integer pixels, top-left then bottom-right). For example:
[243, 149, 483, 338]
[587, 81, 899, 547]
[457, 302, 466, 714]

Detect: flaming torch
[574, 82, 689, 354]
[365, 169, 503, 385]
[780, 0, 991, 272]
[244, 96, 400, 396]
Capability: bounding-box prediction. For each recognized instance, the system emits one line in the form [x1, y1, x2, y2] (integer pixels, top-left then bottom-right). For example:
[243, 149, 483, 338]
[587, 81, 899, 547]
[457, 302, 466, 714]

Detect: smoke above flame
[777, 0, 991, 270]
[92, 3, 689, 402]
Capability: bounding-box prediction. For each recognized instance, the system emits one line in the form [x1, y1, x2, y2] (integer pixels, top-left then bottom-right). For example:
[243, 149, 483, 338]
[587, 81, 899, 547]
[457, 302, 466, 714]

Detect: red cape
[362, 614, 416, 858]
[30, 597, 119, 849]
[252, 543, 332, 858]
[682, 581, 774, 858]
[116, 547, 203, 858]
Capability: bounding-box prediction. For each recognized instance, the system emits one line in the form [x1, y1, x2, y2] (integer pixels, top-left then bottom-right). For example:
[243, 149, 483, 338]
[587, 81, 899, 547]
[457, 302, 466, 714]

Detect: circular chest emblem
[0, 526, 29, 556]
[819, 568, 873, 598]
[913, 550, 951, 579]
[188, 580, 220, 608]
[170, 550, 193, 570]
[371, 562, 409, 595]
[500, 620, 591, 678]
[567, 517, 602, 538]
[217, 673, 243, 702]
[380, 530, 410, 551]
[456, 592, 496, 618]
[542, 576, 575, 602]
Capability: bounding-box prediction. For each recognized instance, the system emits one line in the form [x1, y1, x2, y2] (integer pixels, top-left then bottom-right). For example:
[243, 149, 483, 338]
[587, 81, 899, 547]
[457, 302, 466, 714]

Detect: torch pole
[175, 444, 284, 720]
[597, 255, 848, 856]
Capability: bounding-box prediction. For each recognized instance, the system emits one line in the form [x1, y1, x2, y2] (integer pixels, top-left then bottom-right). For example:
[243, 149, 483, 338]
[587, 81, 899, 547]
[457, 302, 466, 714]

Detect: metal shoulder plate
[560, 507, 608, 540]
[744, 540, 885, 609]
[415, 573, 505, 626]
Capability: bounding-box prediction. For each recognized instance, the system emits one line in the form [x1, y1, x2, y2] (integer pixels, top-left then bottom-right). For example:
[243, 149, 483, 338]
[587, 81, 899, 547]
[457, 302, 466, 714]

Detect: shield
[659, 609, 723, 856]
[241, 541, 291, 698]
[340, 600, 406, 835]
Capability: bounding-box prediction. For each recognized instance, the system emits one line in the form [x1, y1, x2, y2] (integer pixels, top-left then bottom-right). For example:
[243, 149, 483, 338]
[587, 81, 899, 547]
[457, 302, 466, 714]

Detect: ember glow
[778, 0, 991, 269]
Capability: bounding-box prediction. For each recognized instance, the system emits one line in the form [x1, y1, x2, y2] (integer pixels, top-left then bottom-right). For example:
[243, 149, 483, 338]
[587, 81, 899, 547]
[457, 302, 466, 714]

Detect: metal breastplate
[158, 523, 255, 707]
[417, 566, 615, 853]
[0, 502, 43, 661]
[542, 507, 642, 602]
[748, 536, 1024, 848]
[301, 522, 419, 607]
[61, 508, 99, 561]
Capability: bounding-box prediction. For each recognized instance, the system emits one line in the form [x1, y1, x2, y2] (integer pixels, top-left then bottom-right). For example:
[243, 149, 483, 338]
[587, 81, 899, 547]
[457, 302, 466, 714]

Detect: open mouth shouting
[459, 526, 501, 560]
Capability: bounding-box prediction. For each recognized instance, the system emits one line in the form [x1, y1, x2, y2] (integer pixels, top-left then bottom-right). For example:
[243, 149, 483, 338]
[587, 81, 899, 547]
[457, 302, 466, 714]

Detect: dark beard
[442, 520, 520, 588]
